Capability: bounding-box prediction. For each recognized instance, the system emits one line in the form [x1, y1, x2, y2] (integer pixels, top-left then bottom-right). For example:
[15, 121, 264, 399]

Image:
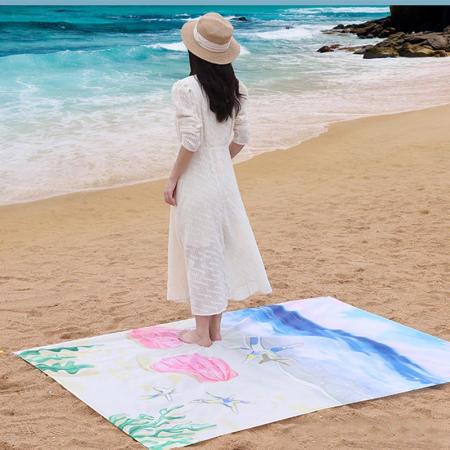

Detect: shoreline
[1, 100, 449, 449]
[2, 99, 450, 209]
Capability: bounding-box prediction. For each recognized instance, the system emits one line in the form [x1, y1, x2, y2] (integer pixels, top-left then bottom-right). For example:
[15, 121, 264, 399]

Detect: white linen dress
[166, 74, 272, 316]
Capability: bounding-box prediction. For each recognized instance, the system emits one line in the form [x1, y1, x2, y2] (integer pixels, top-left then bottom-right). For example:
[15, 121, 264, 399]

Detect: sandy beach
[1, 103, 449, 449]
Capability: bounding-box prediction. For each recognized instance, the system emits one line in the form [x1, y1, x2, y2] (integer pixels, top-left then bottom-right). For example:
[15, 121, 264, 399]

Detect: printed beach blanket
[15, 296, 450, 449]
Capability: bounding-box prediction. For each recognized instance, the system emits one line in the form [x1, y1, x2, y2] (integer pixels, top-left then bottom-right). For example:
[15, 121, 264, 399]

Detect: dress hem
[167, 280, 273, 315]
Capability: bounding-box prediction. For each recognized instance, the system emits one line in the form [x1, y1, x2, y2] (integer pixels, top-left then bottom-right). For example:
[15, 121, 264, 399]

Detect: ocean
[1, 5, 450, 205]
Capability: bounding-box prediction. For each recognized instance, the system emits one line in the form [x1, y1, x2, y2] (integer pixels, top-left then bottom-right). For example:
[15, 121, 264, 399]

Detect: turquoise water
[1, 5, 450, 205]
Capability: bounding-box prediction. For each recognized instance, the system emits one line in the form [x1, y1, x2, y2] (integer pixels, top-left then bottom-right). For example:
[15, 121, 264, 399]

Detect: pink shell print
[150, 353, 238, 382]
[129, 326, 183, 349]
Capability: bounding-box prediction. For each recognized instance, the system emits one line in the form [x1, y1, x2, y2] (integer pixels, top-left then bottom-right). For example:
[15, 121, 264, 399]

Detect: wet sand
[1, 103, 449, 449]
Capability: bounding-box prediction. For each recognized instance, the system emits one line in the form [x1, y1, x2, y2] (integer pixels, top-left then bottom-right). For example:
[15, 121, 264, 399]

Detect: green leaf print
[109, 405, 216, 449]
[18, 345, 97, 375]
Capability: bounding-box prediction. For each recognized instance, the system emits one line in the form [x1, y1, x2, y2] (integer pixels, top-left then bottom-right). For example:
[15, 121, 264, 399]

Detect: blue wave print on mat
[228, 304, 444, 386]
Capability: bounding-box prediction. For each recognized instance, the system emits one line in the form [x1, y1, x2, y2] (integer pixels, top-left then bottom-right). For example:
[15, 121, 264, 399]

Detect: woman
[165, 12, 272, 347]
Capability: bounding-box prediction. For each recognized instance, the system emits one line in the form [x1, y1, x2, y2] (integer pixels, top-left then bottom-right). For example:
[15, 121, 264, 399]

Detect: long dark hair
[188, 50, 243, 123]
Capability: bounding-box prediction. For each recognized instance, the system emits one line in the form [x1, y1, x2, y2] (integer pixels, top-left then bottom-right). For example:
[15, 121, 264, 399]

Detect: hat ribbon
[193, 22, 232, 53]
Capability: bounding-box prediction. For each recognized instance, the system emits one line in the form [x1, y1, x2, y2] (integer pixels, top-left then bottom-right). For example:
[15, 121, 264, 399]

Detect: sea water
[1, 5, 450, 205]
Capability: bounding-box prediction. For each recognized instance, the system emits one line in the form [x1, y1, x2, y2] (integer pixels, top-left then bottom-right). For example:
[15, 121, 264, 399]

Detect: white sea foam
[253, 27, 314, 41]
[245, 24, 327, 41]
[284, 7, 390, 15]
[148, 41, 186, 52]
[142, 18, 173, 22]
[181, 16, 198, 22]
[239, 45, 250, 55]
[180, 15, 242, 22]
[148, 41, 250, 55]
[325, 7, 390, 14]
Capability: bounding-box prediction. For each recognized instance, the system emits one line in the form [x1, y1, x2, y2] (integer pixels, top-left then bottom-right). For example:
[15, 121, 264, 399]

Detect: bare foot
[209, 330, 222, 341]
[179, 329, 212, 347]
[209, 313, 223, 341]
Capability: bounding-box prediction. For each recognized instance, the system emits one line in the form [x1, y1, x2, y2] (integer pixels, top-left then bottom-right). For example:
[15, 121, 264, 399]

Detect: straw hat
[181, 12, 240, 65]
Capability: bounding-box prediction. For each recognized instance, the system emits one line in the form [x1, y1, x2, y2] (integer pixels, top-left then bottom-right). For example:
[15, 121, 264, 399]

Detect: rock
[404, 35, 428, 44]
[372, 24, 384, 34]
[353, 45, 374, 55]
[422, 34, 448, 50]
[402, 32, 449, 49]
[355, 25, 372, 36]
[358, 33, 374, 39]
[390, 32, 407, 39]
[317, 45, 335, 53]
[389, 6, 450, 32]
[338, 45, 374, 54]
[319, 6, 450, 58]
[234, 16, 247, 22]
[363, 45, 399, 59]
[327, 17, 393, 38]
[398, 43, 442, 57]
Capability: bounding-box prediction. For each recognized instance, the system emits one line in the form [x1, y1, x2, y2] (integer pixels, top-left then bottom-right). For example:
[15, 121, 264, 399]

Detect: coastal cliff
[319, 5, 450, 58]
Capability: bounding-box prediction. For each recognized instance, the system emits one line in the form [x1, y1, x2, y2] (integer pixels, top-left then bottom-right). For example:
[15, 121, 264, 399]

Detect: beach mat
[14, 296, 450, 449]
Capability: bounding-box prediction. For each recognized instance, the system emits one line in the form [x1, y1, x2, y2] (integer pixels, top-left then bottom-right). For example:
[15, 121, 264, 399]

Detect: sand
[0, 103, 449, 450]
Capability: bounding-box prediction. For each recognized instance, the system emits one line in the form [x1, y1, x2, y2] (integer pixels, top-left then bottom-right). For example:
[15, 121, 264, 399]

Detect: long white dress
[166, 74, 272, 316]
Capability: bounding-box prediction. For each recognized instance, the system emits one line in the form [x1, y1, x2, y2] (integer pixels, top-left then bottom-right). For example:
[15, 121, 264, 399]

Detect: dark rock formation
[318, 44, 341, 53]
[318, 5, 450, 58]
[321, 16, 395, 39]
[363, 31, 449, 58]
[390, 5, 450, 32]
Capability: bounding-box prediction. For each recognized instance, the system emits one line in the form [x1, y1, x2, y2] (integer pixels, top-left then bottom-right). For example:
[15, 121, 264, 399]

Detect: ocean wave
[284, 7, 390, 15]
[2, 39, 249, 64]
[0, 19, 178, 36]
[142, 18, 174, 22]
[0, 44, 159, 68]
[148, 41, 250, 55]
[324, 7, 390, 14]
[180, 16, 198, 22]
[148, 41, 186, 52]
[180, 14, 245, 22]
[245, 24, 326, 41]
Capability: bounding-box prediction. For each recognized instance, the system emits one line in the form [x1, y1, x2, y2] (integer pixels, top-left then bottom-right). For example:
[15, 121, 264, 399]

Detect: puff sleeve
[171, 79, 203, 152]
[232, 80, 250, 146]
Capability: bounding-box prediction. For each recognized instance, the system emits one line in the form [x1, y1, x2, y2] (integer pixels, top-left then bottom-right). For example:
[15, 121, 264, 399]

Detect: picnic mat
[14, 296, 450, 449]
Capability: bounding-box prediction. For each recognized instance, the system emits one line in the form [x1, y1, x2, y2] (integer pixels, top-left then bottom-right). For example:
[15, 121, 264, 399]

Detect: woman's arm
[165, 78, 202, 206]
[164, 146, 194, 206]
[230, 80, 250, 159]
[229, 141, 245, 159]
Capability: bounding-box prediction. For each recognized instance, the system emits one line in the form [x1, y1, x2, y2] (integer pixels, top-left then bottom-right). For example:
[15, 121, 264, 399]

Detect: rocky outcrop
[363, 32, 449, 58]
[317, 44, 341, 53]
[319, 6, 450, 58]
[323, 17, 395, 39]
[390, 5, 450, 32]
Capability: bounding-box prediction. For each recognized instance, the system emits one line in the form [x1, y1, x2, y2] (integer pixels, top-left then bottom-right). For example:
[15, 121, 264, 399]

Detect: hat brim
[181, 19, 240, 65]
